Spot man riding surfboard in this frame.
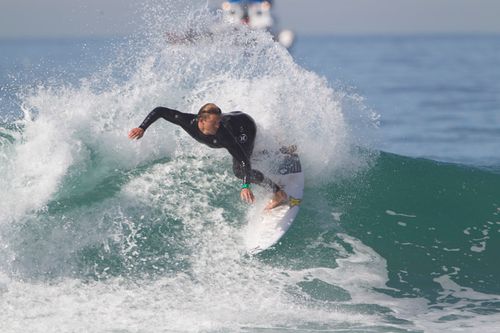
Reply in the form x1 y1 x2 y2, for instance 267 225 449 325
128 103 287 210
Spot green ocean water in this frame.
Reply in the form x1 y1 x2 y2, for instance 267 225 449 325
1 148 499 331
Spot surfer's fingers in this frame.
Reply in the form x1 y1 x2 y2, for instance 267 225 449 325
240 188 254 203
128 128 137 139
128 128 144 140
247 190 255 203
240 190 248 202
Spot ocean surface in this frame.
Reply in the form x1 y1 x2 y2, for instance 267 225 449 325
1 5 500 333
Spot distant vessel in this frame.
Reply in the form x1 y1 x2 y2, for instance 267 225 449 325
164 1 295 50
220 0 295 49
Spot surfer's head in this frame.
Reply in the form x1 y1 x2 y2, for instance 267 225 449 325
198 103 222 135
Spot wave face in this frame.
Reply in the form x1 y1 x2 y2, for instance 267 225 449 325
1 2 499 332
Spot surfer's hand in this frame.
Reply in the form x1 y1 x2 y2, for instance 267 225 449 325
128 127 144 140
240 188 255 204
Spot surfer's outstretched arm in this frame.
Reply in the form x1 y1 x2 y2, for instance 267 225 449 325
138 107 193 130
128 107 195 140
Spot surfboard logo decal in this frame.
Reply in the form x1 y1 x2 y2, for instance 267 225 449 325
288 196 301 207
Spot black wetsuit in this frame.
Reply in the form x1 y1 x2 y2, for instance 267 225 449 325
138 107 280 192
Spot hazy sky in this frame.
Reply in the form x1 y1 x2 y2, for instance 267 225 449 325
1 0 500 38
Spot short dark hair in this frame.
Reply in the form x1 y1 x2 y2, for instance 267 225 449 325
198 103 221 119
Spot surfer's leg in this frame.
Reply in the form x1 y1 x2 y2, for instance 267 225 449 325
252 170 281 193
232 158 281 193
232 158 287 210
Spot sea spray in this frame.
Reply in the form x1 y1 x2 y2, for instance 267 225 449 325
0 1 375 224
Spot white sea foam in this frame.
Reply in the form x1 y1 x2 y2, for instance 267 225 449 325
1 159 380 332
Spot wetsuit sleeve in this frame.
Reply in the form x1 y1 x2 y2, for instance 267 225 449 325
138 107 192 131
225 136 253 186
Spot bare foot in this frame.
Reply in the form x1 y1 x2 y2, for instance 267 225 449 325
264 190 288 211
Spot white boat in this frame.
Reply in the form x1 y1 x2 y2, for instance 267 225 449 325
221 0 295 49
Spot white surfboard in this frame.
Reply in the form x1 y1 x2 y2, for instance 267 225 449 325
244 150 304 254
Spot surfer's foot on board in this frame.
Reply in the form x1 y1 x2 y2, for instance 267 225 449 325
264 190 288 211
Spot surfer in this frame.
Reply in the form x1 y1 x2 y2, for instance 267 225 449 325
128 103 288 210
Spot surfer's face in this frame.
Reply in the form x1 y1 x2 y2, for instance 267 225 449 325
198 114 221 135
